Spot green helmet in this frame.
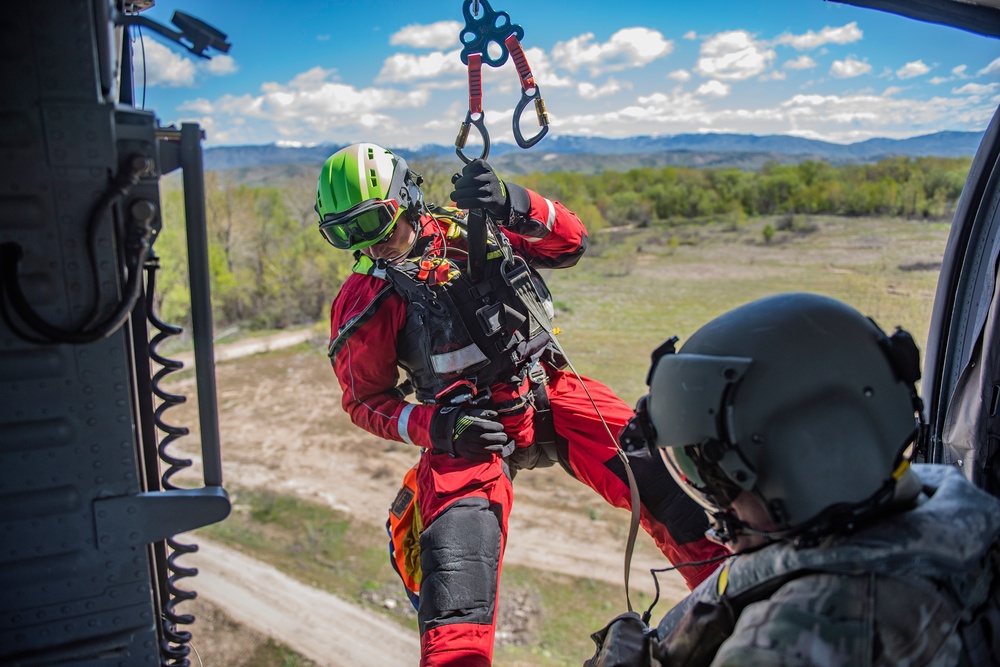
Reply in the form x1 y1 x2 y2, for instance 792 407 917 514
315 142 422 250
642 293 922 543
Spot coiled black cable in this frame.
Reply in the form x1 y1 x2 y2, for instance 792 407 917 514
146 252 199 667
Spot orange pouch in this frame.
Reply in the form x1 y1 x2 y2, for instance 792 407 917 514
386 462 422 609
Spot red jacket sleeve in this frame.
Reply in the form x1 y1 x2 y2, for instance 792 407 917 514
500 187 588 269
328 273 437 449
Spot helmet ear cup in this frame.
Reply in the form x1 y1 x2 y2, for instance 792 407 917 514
399 172 425 218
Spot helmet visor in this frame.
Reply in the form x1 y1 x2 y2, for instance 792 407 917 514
318 199 401 250
659 444 744 513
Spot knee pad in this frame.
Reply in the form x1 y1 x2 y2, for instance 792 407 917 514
418 497 502 634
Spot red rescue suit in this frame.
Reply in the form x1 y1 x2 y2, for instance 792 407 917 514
328 191 726 667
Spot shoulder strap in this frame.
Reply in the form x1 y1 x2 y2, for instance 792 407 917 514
328 284 395 362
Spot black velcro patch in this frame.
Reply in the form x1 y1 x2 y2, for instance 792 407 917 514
390 486 415 519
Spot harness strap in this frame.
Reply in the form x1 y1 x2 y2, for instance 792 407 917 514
529 364 559 464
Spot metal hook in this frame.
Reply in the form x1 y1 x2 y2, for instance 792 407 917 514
512 87 548 149
455 109 491 164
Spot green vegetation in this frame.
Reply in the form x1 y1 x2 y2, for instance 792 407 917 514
156 156 968 333
515 156 968 231
244 639 317 667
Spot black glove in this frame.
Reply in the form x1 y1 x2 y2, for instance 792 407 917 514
450 159 510 217
431 406 515 462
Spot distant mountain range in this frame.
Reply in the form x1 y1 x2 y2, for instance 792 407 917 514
202 131 984 176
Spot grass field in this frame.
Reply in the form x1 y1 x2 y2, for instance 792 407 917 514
548 214 949 404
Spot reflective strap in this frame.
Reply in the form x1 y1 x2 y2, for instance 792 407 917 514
430 343 489 375
398 404 416 445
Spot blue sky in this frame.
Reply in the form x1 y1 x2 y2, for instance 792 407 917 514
133 0 1000 148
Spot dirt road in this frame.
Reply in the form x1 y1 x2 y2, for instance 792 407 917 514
186 537 419 665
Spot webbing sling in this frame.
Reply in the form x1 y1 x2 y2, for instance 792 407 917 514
488 216 645 614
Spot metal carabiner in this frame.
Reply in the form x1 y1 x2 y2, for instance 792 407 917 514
455 110 491 164
505 34 549 148
513 87 548 148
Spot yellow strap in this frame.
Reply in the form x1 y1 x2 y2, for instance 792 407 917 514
717 561 732 596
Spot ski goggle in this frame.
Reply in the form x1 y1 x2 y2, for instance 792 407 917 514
318 198 403 250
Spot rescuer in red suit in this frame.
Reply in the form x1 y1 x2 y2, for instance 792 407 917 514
316 142 728 666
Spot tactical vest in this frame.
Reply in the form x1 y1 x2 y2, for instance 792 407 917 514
653 464 1000 667
385 247 554 405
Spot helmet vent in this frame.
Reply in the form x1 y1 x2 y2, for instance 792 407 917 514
369 168 378 188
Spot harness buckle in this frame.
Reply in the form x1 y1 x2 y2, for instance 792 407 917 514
528 360 548 387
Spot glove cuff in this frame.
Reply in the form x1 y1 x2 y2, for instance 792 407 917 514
429 406 460 453
500 181 530 225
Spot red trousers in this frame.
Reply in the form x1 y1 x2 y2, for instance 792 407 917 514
415 366 727 666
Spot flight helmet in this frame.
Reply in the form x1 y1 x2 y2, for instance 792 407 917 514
641 292 922 543
316 143 424 250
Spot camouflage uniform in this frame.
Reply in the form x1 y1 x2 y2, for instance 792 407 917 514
652 464 1000 667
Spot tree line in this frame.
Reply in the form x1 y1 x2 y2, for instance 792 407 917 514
153 155 971 332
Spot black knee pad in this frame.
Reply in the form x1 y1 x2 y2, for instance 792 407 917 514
418 497 503 633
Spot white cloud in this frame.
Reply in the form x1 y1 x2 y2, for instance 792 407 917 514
929 76 950 85
551 28 673 76
390 21 462 49
953 64 969 78
205 55 238 76
761 70 787 81
134 38 239 87
830 57 871 79
376 48 465 82
954 82 999 96
178 66 430 144
784 55 817 70
577 78 624 100
776 90 991 140
683 30 698 40
668 69 692 82
556 89 711 135
774 22 862 50
502 77 995 145
696 31 775 81
896 60 930 80
696 80 730 97
979 57 1000 76
136 39 196 87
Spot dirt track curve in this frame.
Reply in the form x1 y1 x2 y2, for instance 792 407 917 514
187 537 420 666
